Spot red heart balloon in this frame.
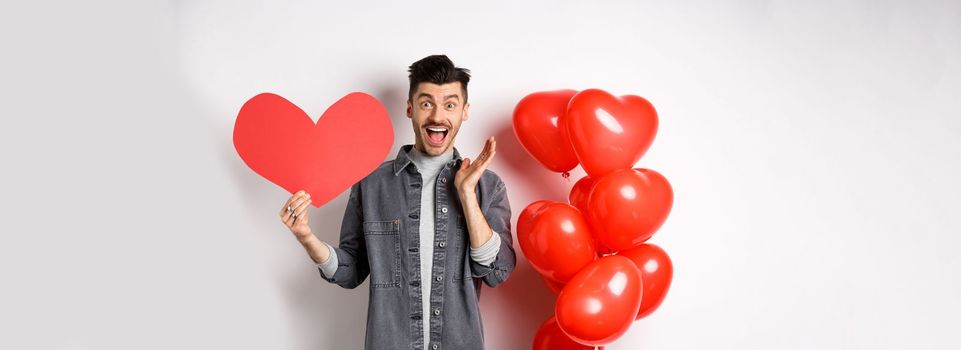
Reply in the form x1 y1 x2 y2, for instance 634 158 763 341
518 202 597 283
569 176 615 256
513 90 580 174
519 199 560 291
588 168 673 251
556 255 642 346
568 175 594 216
564 89 658 179
517 200 552 242
617 243 674 319
233 92 393 207
534 316 605 350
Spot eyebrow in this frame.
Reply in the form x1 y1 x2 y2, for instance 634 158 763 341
416 93 462 102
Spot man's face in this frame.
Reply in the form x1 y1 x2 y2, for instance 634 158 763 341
406 82 469 156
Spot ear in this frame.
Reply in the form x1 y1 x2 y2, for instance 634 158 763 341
406 100 412 119
462 102 470 122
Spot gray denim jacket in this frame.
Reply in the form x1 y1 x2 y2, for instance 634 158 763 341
319 144 516 350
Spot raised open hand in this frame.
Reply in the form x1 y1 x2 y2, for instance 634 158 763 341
455 136 496 197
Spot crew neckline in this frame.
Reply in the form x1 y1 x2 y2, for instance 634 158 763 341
407 146 454 172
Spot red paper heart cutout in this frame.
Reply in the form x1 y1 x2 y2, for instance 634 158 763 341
233 92 393 207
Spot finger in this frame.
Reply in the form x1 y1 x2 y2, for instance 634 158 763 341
294 198 311 217
479 151 496 170
280 190 306 216
483 139 496 163
281 194 307 222
481 137 496 162
473 140 488 162
482 149 496 167
290 194 310 212
281 205 294 224
287 190 306 206
286 198 307 224
280 200 293 221
282 206 294 225
489 140 497 160
294 207 309 226
476 147 496 170
479 138 492 160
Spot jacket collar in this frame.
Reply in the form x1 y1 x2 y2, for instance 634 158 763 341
392 144 463 176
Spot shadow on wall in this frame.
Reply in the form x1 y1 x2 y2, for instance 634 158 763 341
376 82 415 152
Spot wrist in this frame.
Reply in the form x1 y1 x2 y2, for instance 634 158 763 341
302 236 330 264
458 187 476 201
298 232 318 246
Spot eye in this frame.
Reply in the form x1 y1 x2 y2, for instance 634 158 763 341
420 101 432 109
446 103 456 109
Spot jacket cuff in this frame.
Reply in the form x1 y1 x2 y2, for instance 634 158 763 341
469 231 501 267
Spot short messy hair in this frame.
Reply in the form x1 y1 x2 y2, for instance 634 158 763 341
407 54 471 103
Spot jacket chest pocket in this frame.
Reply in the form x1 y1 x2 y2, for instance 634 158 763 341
364 219 401 288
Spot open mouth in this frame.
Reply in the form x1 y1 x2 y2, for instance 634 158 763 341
425 126 449 147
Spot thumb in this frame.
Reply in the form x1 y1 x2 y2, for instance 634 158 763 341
461 158 471 170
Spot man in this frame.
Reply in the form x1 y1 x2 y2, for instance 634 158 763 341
278 55 516 350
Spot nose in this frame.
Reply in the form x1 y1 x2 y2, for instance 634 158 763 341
426 112 445 125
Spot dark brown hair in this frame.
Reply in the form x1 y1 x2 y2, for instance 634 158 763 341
407 54 471 103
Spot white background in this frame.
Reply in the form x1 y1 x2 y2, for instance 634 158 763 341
2 0 960 349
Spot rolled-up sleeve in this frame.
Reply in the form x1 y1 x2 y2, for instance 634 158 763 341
469 231 501 266
316 241 339 278
318 182 369 289
468 176 516 287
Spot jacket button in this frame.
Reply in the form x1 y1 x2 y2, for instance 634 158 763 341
438 241 446 248
432 344 439 350
441 207 448 213
436 275 443 282
409 212 419 219
441 178 447 183
433 308 441 315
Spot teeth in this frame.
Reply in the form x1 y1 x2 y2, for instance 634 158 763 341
427 127 448 132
